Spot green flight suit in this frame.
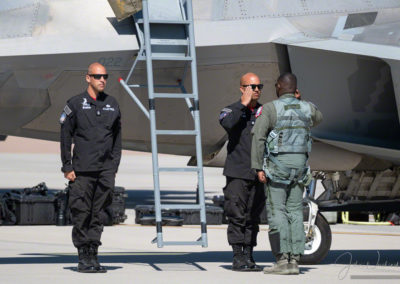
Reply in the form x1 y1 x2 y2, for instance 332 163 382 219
251 93 323 257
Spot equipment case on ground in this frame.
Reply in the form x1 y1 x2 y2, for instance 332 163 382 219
135 204 224 225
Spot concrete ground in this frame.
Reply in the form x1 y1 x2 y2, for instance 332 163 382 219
0 138 400 283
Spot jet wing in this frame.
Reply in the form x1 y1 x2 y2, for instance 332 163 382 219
273 14 400 61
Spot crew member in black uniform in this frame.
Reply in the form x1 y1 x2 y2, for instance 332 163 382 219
60 62 121 273
219 72 266 271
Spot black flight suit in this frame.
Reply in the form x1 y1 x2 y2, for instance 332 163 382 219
60 91 121 248
219 100 266 246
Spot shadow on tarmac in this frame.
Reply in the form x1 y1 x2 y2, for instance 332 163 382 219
0 250 399 268
219 265 315 273
64 266 123 272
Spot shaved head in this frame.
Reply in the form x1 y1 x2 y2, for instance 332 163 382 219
239 72 262 106
88 62 106 74
86 62 108 97
240 72 259 86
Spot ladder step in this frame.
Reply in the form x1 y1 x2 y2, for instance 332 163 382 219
137 19 191 24
159 241 203 246
154 93 195 99
138 55 193 61
151 38 188 46
155 130 197 135
160 204 201 210
159 167 199 172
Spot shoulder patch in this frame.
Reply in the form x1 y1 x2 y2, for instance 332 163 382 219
219 112 229 121
219 107 232 121
255 106 263 118
64 105 72 116
59 112 67 124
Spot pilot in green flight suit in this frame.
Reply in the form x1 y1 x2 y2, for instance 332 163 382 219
251 73 323 275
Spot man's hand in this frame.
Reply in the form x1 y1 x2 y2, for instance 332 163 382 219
295 88 301 100
240 86 252 106
257 171 267 184
64 170 76 182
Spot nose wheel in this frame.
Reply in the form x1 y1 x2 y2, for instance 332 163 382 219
301 213 332 264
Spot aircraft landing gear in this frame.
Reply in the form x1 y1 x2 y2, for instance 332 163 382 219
301 212 332 264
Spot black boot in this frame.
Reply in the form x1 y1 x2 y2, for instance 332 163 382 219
77 246 97 273
232 245 251 272
88 244 107 273
243 245 262 271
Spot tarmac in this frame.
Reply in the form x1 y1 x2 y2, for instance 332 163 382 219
0 138 400 283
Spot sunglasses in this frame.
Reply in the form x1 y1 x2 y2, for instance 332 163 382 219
88 74 109 80
242 84 263 90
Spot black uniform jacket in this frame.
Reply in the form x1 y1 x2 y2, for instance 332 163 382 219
219 100 262 180
60 91 122 173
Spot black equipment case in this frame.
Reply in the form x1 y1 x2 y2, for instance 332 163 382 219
3 183 56 225
135 204 224 225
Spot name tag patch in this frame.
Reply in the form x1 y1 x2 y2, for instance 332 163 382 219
103 104 115 111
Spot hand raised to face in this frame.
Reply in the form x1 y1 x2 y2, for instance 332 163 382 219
241 85 253 106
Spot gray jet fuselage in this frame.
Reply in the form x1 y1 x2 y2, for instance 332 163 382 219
1 0 400 171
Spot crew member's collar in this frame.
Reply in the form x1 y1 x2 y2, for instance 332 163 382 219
85 91 105 102
279 93 295 99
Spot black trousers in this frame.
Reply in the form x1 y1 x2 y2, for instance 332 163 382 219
68 169 115 248
223 177 266 246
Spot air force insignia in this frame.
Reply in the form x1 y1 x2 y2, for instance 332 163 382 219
255 106 263 118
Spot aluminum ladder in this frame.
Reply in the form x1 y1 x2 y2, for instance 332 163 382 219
119 0 207 248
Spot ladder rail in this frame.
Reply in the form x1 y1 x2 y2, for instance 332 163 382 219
186 0 207 247
126 17 145 83
119 78 150 119
120 0 207 248
142 0 164 248
179 63 195 117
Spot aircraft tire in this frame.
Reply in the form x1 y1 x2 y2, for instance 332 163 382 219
300 213 332 265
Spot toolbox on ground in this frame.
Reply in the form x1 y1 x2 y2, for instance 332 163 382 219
3 183 56 225
135 204 224 225
0 183 127 226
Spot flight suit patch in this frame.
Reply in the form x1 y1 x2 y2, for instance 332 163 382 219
255 106 263 118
